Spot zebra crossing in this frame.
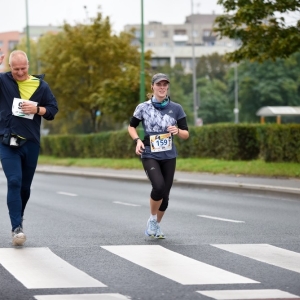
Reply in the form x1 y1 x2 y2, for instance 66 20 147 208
212 244 300 273
35 294 128 300
101 245 258 285
197 290 300 299
0 247 106 289
0 243 299 300
34 295 129 300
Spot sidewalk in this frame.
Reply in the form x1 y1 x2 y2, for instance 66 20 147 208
36 165 300 199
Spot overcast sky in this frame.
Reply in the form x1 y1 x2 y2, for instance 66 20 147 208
1 0 224 34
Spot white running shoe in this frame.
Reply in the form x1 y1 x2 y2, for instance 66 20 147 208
155 223 165 239
12 226 26 246
145 218 157 237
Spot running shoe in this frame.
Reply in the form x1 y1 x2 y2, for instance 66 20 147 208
155 223 165 239
145 218 157 237
12 226 26 246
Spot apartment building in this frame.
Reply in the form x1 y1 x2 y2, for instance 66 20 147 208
0 31 20 71
0 26 60 71
124 13 234 73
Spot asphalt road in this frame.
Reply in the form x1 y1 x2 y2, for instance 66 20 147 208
0 172 299 300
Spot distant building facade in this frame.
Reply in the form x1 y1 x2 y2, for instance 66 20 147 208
124 13 234 73
19 25 61 41
0 25 60 70
0 31 20 71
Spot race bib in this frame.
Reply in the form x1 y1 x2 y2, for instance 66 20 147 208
150 133 172 152
12 98 38 120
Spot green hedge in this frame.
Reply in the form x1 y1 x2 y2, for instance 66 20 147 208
41 130 137 159
40 124 300 162
257 124 300 162
174 124 260 160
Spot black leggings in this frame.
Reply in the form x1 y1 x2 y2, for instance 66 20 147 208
141 158 176 212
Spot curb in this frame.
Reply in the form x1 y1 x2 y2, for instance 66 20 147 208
172 178 300 199
35 167 300 199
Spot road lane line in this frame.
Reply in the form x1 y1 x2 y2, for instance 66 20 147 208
212 244 300 273
57 192 77 196
34 294 130 300
0 248 106 289
197 289 300 299
113 201 141 207
101 245 258 285
197 215 245 223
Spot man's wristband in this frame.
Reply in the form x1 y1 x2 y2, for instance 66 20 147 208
133 137 140 144
36 106 40 114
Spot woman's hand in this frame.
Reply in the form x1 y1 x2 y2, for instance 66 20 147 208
167 125 179 135
136 140 145 155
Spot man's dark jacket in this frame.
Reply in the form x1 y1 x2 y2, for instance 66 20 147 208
0 72 58 145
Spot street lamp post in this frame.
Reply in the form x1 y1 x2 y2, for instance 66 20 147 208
234 62 239 123
140 0 145 103
25 0 31 73
191 0 198 126
233 38 239 124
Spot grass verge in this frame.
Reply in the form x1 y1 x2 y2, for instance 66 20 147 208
38 156 300 178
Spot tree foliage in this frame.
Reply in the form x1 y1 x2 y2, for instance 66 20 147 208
231 52 300 122
39 12 151 132
215 0 300 62
196 52 231 81
197 78 232 124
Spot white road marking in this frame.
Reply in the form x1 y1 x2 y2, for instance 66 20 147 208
101 245 258 285
212 244 300 273
113 201 141 207
197 289 300 299
57 192 77 197
198 215 245 223
0 248 106 289
34 294 130 300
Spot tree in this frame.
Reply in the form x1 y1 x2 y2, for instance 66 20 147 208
231 53 300 122
214 0 300 62
197 78 232 124
196 52 231 82
40 12 151 133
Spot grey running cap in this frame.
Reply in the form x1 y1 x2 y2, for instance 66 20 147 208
152 73 170 84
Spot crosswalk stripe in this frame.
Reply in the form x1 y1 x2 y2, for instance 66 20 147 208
34 294 130 300
0 248 106 289
212 244 300 273
101 245 259 285
197 289 300 299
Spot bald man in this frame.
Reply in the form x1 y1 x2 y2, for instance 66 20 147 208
0 49 58 246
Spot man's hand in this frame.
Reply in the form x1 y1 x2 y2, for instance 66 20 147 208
21 101 38 114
